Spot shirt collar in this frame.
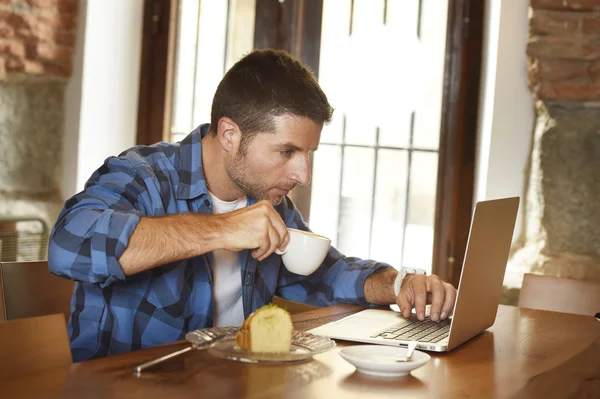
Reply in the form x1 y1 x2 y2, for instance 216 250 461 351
176 124 210 200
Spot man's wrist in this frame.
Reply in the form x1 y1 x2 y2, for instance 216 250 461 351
364 268 398 304
202 212 228 251
393 267 427 297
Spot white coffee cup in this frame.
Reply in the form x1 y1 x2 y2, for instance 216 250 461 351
275 228 331 276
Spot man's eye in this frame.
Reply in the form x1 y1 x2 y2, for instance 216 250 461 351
280 150 293 157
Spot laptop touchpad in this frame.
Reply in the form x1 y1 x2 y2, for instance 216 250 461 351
311 310 405 336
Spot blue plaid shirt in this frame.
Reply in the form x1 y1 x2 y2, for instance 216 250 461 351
48 124 392 362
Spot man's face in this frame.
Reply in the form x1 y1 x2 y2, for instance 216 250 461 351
227 115 323 205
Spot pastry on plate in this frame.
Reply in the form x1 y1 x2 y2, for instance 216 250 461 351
236 304 293 353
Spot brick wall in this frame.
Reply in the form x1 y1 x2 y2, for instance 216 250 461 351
0 0 78 80
528 0 600 100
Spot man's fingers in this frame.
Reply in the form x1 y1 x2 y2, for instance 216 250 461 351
428 278 445 321
266 209 289 252
259 225 281 261
279 230 290 252
397 273 455 322
248 201 283 260
441 283 457 320
252 228 272 260
261 202 289 253
411 277 427 321
396 290 412 319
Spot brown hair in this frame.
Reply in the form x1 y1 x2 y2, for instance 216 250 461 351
210 49 333 148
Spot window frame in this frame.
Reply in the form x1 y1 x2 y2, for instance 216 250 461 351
135 0 484 286
433 0 484 286
136 0 178 146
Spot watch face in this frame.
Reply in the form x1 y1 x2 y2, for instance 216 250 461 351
402 267 426 276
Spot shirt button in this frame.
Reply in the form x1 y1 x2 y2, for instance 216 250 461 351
204 199 210 207
245 274 251 286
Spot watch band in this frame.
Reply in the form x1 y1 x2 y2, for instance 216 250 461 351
394 267 427 297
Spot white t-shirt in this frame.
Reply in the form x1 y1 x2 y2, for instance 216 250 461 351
208 191 247 327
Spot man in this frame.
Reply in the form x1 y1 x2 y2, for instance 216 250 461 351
49 49 456 362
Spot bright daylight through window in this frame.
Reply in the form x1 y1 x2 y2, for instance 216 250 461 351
169 0 448 274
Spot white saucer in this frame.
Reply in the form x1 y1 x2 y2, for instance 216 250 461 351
339 345 430 377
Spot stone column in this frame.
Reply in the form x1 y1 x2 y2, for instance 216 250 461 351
510 0 600 288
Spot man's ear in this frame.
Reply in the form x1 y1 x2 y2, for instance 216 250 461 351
216 117 241 153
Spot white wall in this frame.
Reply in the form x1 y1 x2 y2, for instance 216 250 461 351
475 0 534 243
62 0 144 199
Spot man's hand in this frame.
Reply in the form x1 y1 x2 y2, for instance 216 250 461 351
219 200 289 261
118 200 288 275
396 274 457 322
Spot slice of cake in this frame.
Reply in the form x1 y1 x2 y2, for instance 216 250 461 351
236 304 293 353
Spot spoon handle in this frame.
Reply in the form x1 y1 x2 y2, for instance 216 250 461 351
134 345 195 374
405 341 418 360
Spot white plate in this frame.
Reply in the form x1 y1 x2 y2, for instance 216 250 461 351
339 345 430 377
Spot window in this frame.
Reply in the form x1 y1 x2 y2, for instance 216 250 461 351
170 0 256 142
309 0 448 272
136 0 483 285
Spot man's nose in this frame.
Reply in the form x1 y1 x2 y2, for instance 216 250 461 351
290 157 311 186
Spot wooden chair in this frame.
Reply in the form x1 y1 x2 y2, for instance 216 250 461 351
518 273 600 316
0 261 74 322
272 296 319 315
0 313 72 378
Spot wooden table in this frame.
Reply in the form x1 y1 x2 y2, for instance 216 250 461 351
0 305 599 398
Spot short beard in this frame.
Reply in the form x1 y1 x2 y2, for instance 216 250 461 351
226 152 283 206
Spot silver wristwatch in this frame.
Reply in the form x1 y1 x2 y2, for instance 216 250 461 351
394 267 427 297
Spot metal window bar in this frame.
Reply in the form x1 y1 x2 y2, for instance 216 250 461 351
399 112 416 266
223 0 232 75
190 2 203 134
320 142 437 154
367 127 381 255
175 0 233 140
330 0 432 262
398 0 423 266
334 1 354 247
336 116 347 247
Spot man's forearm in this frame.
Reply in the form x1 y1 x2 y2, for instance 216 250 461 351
119 213 225 275
364 268 398 304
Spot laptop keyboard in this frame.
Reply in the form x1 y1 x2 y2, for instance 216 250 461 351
370 317 451 343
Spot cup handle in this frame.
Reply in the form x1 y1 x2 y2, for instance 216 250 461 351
274 248 287 255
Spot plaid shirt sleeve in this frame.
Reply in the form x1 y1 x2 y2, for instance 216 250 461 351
276 198 394 307
48 155 146 288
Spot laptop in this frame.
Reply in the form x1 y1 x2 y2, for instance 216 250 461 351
309 197 520 352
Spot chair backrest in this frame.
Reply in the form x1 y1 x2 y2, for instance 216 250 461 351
0 261 74 322
272 296 319 315
0 313 72 378
518 273 600 316
0 269 5 321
